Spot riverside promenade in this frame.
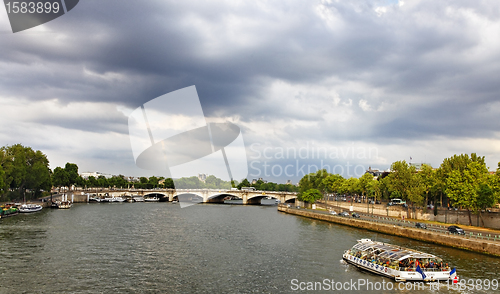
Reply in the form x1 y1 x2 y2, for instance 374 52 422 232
278 204 500 257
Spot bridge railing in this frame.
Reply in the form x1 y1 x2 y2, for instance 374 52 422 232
93 188 297 194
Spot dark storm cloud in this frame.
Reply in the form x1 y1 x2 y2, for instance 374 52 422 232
2 0 500 147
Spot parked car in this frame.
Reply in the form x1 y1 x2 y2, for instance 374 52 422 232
351 212 360 218
415 222 427 229
390 198 407 206
329 210 337 215
447 225 465 235
339 212 350 217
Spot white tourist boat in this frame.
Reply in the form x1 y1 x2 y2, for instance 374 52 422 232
102 197 125 202
19 204 43 213
57 201 72 209
133 196 145 202
223 196 243 204
343 239 459 282
53 194 72 209
144 196 160 202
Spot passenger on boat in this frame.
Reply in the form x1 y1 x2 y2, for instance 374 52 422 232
399 260 406 269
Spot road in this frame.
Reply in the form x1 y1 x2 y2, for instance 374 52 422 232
285 204 500 242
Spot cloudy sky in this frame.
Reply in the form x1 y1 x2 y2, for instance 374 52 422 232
1 0 500 183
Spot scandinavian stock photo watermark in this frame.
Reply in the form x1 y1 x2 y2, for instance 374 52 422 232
290 278 499 292
249 143 380 178
3 0 80 33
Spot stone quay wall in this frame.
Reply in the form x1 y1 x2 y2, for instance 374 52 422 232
278 205 500 257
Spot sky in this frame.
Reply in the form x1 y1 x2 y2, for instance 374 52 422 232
1 0 500 183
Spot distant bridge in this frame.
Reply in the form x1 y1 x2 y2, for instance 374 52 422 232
82 188 298 205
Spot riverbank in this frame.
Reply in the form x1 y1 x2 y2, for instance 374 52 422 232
318 199 500 229
278 205 500 257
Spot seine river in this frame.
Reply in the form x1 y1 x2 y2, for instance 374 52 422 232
1 203 499 293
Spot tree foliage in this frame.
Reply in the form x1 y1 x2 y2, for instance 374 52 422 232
298 169 329 194
65 163 79 186
298 188 323 203
0 144 52 200
358 173 374 197
52 167 69 188
387 160 424 205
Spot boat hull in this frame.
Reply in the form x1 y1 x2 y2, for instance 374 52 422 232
224 199 243 204
19 204 43 213
342 253 453 282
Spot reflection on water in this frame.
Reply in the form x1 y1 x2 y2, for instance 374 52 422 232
0 203 499 293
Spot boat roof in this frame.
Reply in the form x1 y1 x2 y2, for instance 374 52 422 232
352 239 438 261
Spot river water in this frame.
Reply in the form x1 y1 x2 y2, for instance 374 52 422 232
1 203 499 293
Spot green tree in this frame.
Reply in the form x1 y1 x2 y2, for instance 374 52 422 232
387 160 424 206
477 183 495 226
25 150 52 198
340 177 359 196
377 175 392 201
298 188 323 203
52 167 69 191
1 145 52 201
76 175 85 188
164 178 175 189
440 153 485 175
174 176 202 189
148 176 159 188
97 175 109 188
0 165 6 196
64 163 79 187
205 175 224 189
323 174 345 195
298 169 330 201
237 178 251 190
358 173 374 199
445 161 491 225
111 175 128 188
491 162 500 204
87 176 98 188
369 180 381 200
419 164 436 212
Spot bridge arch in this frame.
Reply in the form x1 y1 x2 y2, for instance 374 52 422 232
144 192 168 202
144 192 166 197
246 194 278 205
173 192 204 204
206 193 240 203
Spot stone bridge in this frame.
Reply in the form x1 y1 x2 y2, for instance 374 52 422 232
86 188 298 205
